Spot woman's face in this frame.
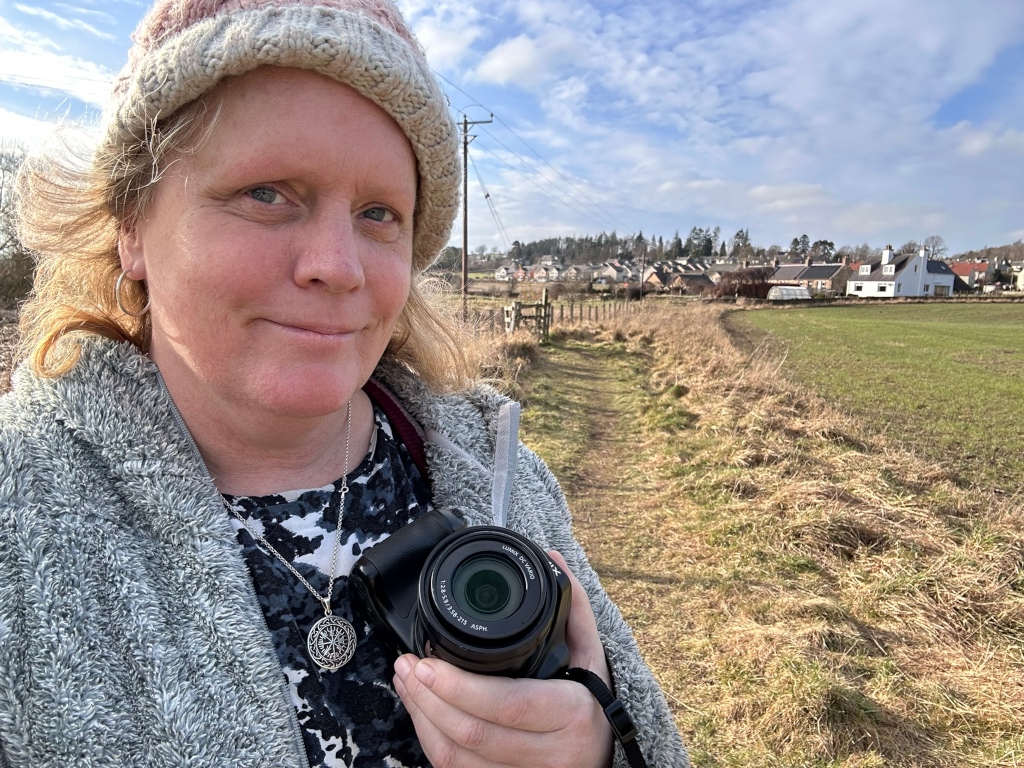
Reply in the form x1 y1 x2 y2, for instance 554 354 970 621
122 68 417 423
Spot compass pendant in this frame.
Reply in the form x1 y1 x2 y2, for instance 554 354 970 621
307 615 357 671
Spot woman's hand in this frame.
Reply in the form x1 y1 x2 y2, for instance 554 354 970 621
393 550 614 768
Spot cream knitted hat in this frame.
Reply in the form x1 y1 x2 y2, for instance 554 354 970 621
103 0 459 272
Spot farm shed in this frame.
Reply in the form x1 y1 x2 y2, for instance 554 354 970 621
768 285 812 301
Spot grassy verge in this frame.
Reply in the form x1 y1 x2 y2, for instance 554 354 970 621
503 304 1024 767
727 303 1024 493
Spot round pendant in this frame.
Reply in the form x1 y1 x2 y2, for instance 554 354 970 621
307 615 357 671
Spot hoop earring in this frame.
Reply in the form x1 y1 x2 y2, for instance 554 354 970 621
116 269 151 317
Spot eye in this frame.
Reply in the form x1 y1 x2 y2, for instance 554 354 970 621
247 186 285 205
361 206 396 222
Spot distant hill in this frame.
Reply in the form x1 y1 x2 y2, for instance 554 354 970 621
952 241 1024 262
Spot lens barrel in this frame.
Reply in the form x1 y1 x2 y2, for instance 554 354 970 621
418 526 571 679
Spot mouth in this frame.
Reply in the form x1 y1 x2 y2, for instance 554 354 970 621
267 320 357 338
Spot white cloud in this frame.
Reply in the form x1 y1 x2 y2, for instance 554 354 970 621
0 108 56 147
14 4 115 41
53 4 117 25
476 30 585 86
0 15 115 107
398 0 487 72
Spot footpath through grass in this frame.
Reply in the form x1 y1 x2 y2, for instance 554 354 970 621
728 303 1024 493
513 308 1024 768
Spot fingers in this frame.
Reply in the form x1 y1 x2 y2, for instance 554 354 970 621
394 654 608 768
396 654 589 734
547 550 612 687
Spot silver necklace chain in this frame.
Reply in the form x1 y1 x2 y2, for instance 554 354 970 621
222 401 357 669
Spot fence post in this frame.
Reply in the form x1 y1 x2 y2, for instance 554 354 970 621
542 288 550 339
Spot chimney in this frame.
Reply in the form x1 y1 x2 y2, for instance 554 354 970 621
918 248 928 295
881 245 894 265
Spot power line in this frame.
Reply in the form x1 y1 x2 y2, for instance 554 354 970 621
475 124 621 232
436 70 630 231
473 141 618 233
469 152 511 251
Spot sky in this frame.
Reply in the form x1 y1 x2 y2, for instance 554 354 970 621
1 0 1023 256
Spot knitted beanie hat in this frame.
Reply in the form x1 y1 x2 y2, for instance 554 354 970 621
103 0 459 272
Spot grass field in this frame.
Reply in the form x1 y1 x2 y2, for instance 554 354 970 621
728 303 1024 493
504 305 1024 766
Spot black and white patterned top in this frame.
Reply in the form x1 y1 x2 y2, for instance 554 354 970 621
223 404 431 768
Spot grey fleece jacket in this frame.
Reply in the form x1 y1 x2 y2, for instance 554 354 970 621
0 338 688 768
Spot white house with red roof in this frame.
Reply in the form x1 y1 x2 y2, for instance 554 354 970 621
949 261 991 289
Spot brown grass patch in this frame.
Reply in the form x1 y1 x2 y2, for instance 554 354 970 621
488 302 1024 767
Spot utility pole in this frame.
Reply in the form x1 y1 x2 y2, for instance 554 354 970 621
461 112 493 322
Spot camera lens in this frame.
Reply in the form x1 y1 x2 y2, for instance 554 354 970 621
418 525 572 678
453 555 524 621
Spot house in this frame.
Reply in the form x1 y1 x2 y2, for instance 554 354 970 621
529 264 560 282
846 246 955 298
494 263 520 281
562 264 597 282
669 273 715 294
949 261 990 289
643 267 673 291
797 264 850 295
767 264 806 285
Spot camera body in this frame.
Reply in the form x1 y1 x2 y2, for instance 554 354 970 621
350 508 572 679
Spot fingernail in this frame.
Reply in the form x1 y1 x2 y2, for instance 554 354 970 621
395 655 413 679
414 660 437 689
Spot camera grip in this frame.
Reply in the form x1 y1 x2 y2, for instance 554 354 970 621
350 508 467 656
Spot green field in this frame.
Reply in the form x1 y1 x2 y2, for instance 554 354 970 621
729 302 1024 492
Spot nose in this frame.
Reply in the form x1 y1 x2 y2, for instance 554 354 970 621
292 205 365 292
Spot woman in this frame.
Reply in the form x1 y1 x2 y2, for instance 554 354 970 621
0 0 689 766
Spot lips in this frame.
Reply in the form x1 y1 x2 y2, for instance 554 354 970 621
268 319 358 336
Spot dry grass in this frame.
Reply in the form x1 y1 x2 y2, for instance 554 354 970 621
3 300 1021 765
493 302 1024 767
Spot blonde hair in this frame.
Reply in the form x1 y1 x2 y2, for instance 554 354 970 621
16 95 474 392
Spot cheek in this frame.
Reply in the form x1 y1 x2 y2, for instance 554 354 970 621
368 254 413 320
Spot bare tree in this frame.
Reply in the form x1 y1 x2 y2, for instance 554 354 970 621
923 235 947 259
0 142 34 309
714 267 773 299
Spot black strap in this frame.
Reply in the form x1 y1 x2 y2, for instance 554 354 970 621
564 667 648 768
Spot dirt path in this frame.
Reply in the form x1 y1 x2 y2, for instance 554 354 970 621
518 337 657 587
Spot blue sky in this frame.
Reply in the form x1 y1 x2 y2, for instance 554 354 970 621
1 0 1023 256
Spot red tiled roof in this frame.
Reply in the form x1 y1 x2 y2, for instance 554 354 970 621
950 262 988 277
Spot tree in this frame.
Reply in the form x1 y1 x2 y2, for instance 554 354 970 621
430 245 460 273
809 239 835 262
668 231 684 260
714 267 773 299
730 228 752 260
0 142 34 309
923 235 947 259
898 240 920 254
790 234 810 257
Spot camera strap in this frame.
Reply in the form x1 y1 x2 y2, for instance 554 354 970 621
564 667 649 768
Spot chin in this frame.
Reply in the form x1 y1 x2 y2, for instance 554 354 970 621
256 372 361 420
